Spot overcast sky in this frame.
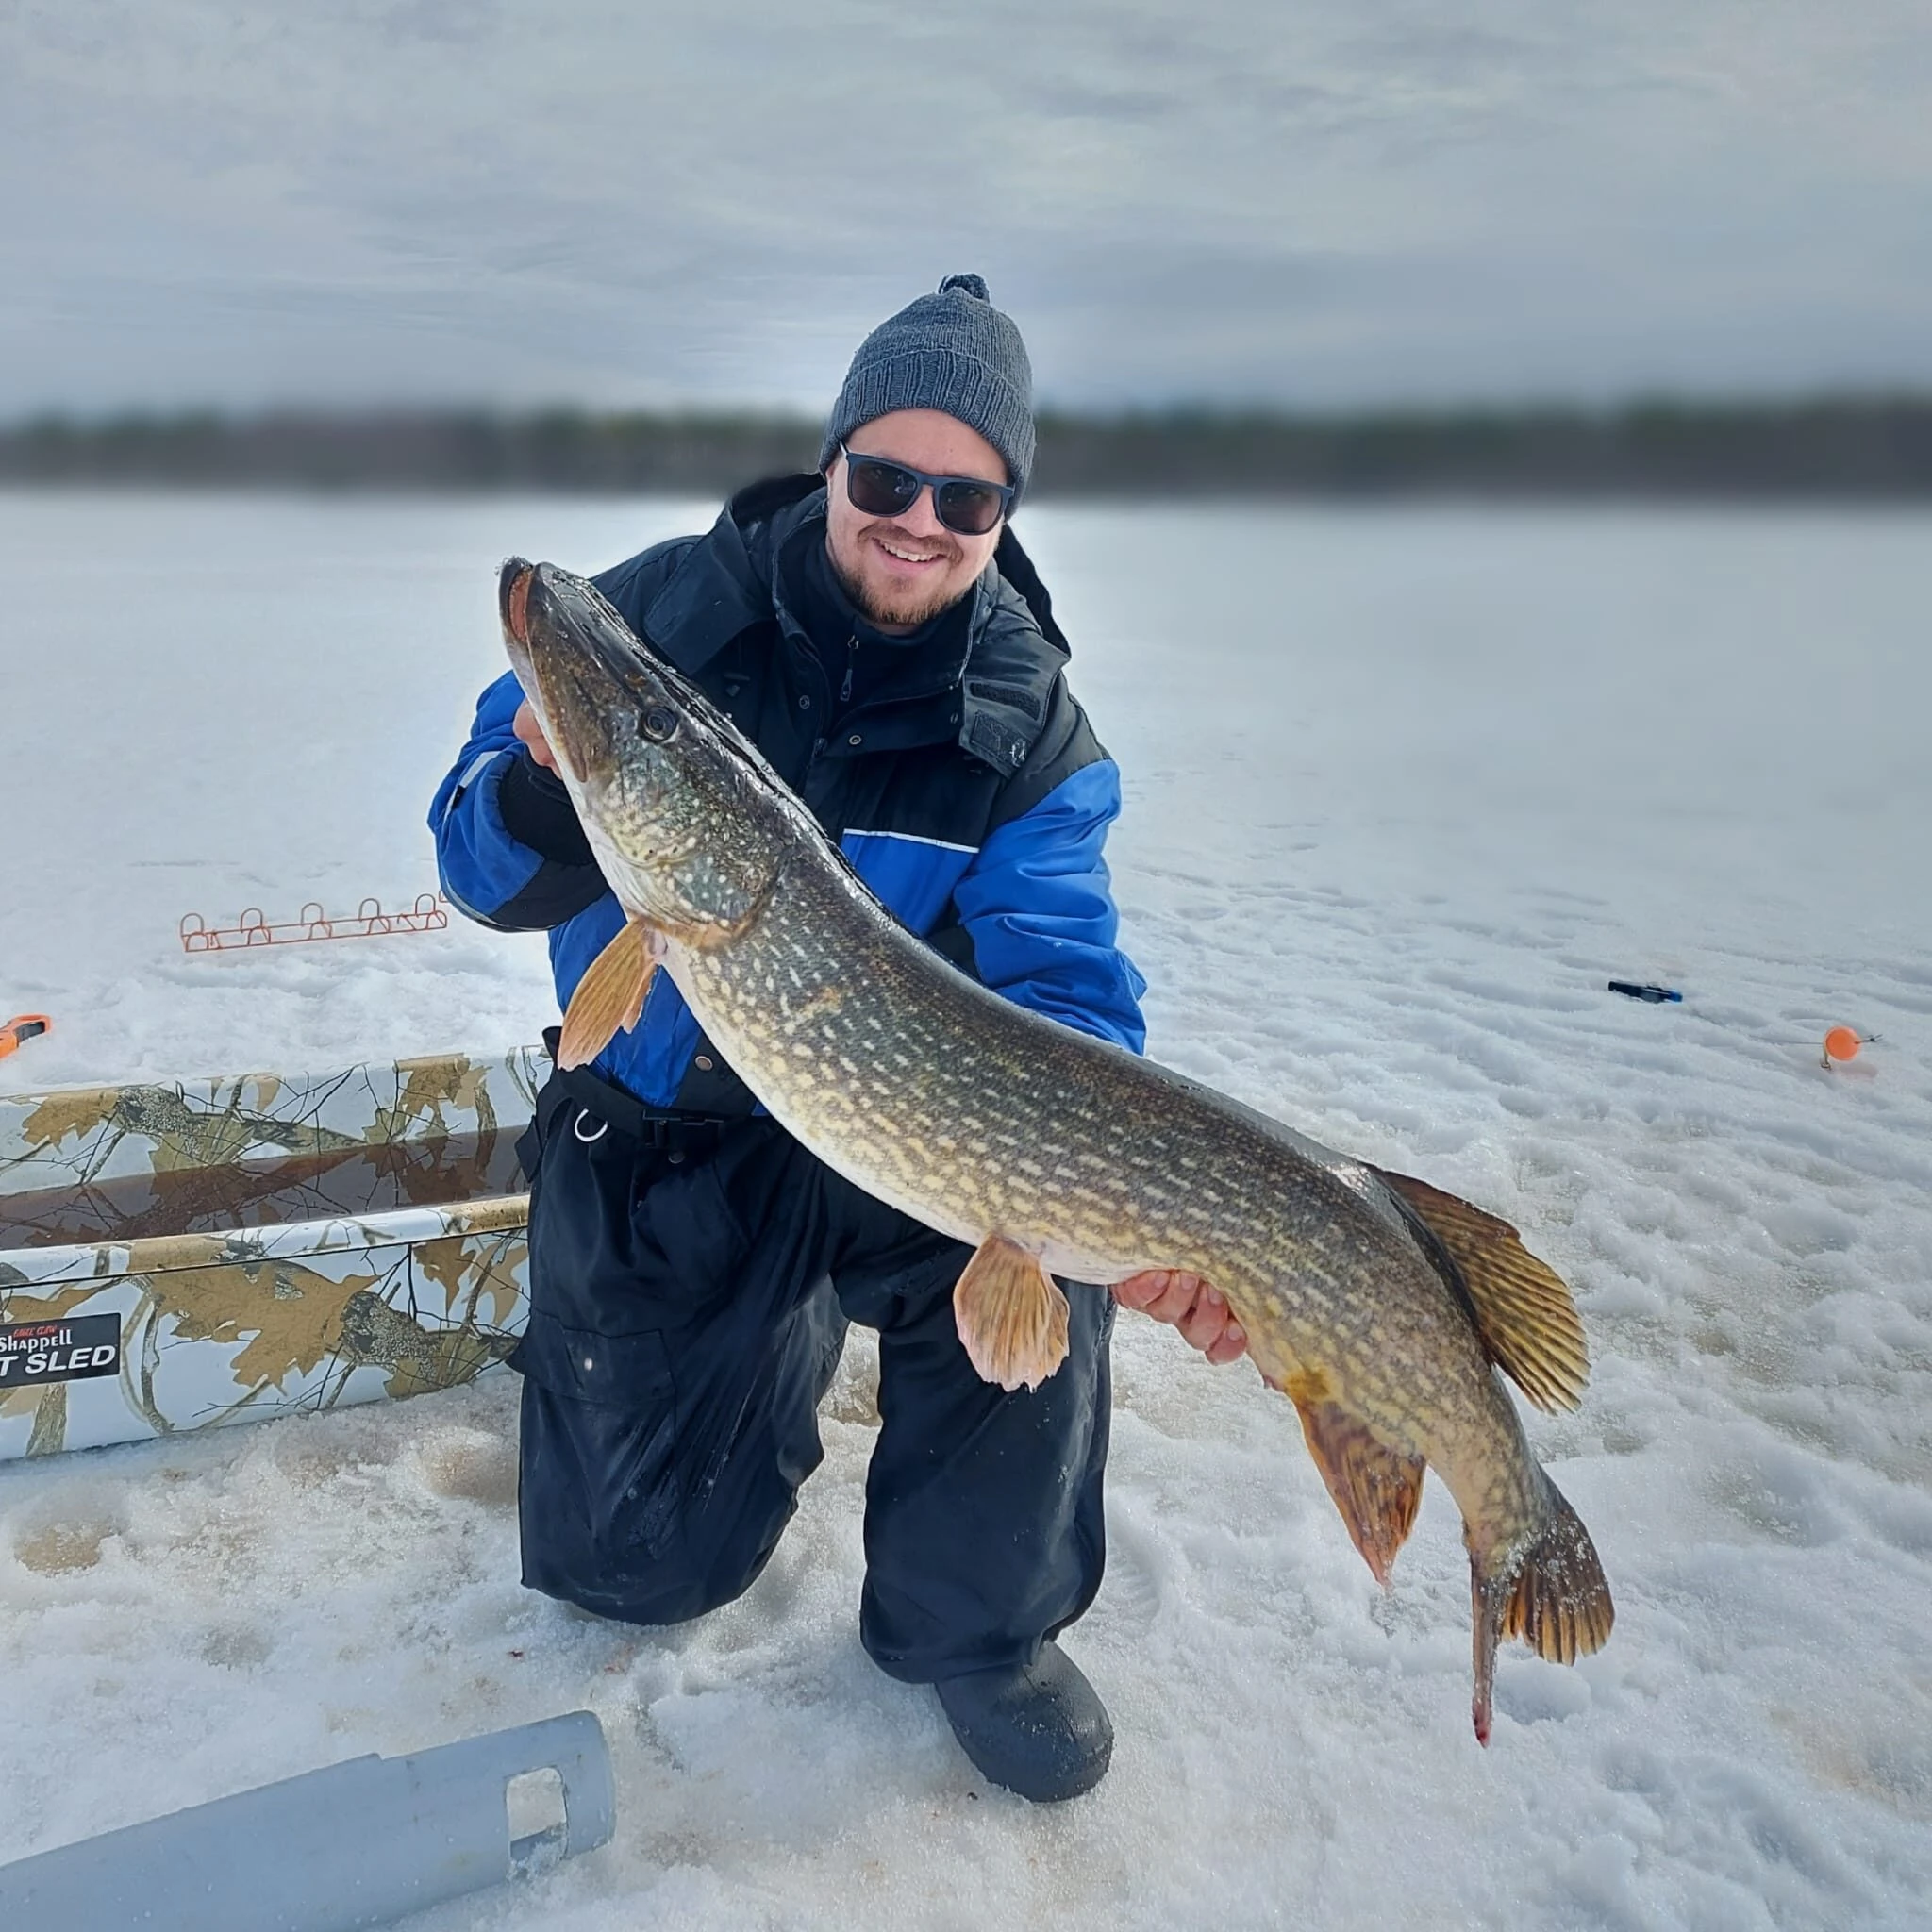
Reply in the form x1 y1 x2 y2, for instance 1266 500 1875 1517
6 0 1931 416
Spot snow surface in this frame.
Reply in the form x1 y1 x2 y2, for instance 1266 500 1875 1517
4 492 1931 1930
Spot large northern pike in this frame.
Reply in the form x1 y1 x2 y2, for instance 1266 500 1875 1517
500 558 1613 1743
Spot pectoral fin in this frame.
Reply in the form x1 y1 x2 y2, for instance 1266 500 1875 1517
1288 1380 1426 1588
1371 1166 1589 1413
558 919 658 1071
953 1235 1070 1392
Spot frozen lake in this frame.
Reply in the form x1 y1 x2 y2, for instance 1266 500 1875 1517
4 491 1930 1929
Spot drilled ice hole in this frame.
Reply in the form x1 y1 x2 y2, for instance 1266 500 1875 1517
507 1764 568 1876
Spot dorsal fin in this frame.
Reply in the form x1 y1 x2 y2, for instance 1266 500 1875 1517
1370 1167 1589 1413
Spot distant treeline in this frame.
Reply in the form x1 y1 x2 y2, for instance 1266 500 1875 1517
5 398 1932 498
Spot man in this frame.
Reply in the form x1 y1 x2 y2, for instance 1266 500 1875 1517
430 275 1242 1803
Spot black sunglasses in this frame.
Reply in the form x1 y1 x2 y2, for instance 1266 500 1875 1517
839 442 1015 537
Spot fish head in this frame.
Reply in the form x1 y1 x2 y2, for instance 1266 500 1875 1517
501 558 792 944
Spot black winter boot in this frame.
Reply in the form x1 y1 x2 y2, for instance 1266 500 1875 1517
933 1641 1113 1802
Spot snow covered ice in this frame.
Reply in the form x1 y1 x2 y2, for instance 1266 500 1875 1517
4 491 1931 1930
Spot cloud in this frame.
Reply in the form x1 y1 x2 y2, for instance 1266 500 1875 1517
3 0 1930 411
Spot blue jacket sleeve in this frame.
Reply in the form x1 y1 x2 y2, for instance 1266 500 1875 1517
427 671 609 932
949 760 1148 1053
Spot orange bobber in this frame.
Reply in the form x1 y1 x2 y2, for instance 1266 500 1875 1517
1823 1026 1863 1064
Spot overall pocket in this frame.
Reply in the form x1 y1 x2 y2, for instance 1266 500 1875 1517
514 1309 674 1409
513 1310 683 1564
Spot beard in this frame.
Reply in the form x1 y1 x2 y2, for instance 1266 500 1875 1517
831 525 968 630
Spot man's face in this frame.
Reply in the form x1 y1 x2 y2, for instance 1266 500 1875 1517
824 408 1008 634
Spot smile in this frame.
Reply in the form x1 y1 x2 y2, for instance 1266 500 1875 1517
872 535 946 567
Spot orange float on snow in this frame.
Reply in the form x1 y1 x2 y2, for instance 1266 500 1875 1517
1823 1025 1874 1068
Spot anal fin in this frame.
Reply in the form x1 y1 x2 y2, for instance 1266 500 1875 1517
953 1235 1070 1392
558 919 658 1071
1288 1382 1425 1588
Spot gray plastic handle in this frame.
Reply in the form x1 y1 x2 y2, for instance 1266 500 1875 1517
0 1708 614 1931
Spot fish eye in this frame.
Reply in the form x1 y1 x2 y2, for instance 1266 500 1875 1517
640 704 678 742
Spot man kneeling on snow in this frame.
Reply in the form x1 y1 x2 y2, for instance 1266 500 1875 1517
430 275 1242 1803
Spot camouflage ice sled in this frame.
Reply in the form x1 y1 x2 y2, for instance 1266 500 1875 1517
0 1049 543 1460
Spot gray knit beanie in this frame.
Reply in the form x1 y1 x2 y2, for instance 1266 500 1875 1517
818 273 1036 503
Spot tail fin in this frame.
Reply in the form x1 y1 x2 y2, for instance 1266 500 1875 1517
1469 1476 1614 1744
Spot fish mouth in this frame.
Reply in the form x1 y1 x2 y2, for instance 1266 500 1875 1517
499 558 641 690
498 558 630 788
500 558 537 646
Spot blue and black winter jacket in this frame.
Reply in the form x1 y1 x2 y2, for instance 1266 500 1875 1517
430 474 1146 1110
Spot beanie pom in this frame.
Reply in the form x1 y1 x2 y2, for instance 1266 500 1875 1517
939 273 990 301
